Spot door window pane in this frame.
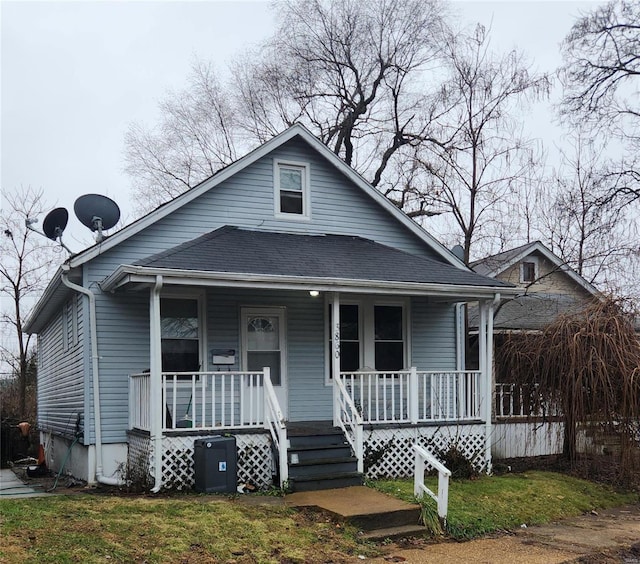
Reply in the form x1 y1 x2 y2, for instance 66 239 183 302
247 351 281 385
247 317 279 350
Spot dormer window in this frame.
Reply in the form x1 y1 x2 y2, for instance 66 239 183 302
274 159 310 220
520 259 538 283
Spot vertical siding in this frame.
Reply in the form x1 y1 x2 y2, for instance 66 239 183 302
37 294 85 437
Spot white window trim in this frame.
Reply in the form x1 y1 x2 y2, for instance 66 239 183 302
324 296 410 384
160 289 207 372
520 256 539 284
273 158 311 220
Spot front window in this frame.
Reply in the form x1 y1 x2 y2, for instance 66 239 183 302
274 159 310 219
520 260 537 283
328 304 361 377
374 305 404 371
161 298 200 373
327 299 407 380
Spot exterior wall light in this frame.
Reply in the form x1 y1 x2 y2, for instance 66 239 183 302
309 290 320 297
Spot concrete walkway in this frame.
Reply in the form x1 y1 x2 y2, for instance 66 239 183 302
0 467 51 499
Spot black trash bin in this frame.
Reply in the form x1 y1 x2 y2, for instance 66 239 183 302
193 436 237 493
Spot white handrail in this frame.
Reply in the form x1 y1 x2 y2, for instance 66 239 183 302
413 444 451 524
263 367 288 488
333 376 364 473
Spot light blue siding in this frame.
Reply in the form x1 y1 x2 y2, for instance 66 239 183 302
37 294 85 438
411 298 457 371
71 136 459 439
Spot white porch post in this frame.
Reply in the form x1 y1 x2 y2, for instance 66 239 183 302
331 292 341 426
150 276 163 492
479 296 498 474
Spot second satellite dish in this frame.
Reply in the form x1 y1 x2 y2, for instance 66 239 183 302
42 208 69 240
74 194 120 241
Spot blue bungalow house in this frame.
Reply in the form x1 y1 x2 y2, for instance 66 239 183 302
25 124 515 491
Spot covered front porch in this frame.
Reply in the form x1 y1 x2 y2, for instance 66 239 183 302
100 228 512 490
129 367 491 490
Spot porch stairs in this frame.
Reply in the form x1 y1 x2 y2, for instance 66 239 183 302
286 421 363 492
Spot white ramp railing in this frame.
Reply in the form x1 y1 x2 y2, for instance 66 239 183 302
413 444 451 525
263 367 288 488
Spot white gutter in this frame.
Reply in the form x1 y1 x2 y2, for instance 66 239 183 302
60 265 125 487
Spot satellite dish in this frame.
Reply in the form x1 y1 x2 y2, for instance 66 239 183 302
74 194 120 241
451 244 465 261
42 208 69 240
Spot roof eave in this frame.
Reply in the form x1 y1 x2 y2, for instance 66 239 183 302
101 264 518 300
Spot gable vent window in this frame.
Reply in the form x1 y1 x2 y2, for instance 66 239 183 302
274 159 310 219
520 260 537 283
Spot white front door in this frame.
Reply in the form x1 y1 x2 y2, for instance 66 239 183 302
241 307 288 419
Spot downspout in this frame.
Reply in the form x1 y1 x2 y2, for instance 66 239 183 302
150 276 163 493
484 293 500 474
60 264 124 486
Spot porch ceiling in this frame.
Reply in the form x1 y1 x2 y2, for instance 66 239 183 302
101 226 517 300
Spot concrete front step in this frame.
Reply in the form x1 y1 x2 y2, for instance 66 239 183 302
360 524 428 542
286 486 424 540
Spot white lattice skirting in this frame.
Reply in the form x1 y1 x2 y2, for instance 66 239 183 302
160 433 273 491
364 424 487 479
127 431 273 491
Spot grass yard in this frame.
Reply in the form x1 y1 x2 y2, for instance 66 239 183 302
0 494 375 563
371 470 639 539
1 471 637 563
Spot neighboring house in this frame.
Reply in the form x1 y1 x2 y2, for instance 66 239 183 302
469 241 601 458
25 124 515 492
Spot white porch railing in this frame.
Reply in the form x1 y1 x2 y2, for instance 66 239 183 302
263 367 288 487
130 372 151 431
338 369 482 424
413 443 451 524
130 371 269 432
495 383 562 419
333 375 364 473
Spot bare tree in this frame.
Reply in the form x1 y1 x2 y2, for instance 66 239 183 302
0 187 60 417
559 0 640 205
125 61 241 211
536 131 640 298
410 25 550 263
498 298 640 484
126 0 449 213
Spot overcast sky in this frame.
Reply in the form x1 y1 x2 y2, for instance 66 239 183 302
1 0 602 250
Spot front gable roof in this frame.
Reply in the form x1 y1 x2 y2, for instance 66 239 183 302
68 123 466 271
102 226 511 292
470 241 600 297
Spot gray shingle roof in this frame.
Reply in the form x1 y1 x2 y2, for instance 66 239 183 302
468 293 589 331
470 242 539 277
134 226 511 288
